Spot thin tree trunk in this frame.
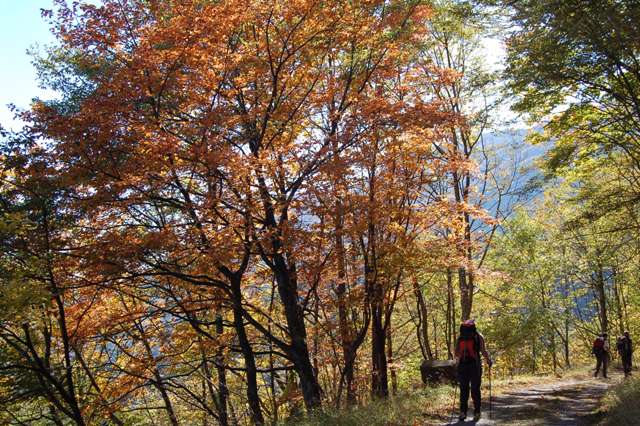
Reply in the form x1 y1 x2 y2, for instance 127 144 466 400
268 285 278 425
369 273 388 398
42 209 86 426
619 268 630 332
202 376 209 426
612 267 625 334
335 220 357 405
215 314 228 426
273 264 322 410
386 321 397 396
449 269 458 355
331 123 358 407
531 338 537 374
231 277 265 425
255 165 323 410
564 318 571 368
459 267 473 321
551 331 558 374
432 315 439 360
413 276 433 360
595 263 609 334
451 168 474 321
445 273 452 359
136 325 179 426
365 147 387 399
371 305 388 398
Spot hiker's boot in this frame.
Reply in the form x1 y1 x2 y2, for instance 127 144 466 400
458 412 467 422
473 411 481 422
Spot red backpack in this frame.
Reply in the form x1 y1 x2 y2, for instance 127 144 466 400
593 338 604 354
457 329 480 364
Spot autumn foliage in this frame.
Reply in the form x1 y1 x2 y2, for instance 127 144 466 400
0 1 485 424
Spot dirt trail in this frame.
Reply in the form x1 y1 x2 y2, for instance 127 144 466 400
442 374 618 425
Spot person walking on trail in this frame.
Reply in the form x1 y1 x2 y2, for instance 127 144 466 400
455 319 492 422
593 332 610 378
617 331 633 376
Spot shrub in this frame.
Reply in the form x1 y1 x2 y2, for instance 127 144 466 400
600 377 640 425
284 386 455 426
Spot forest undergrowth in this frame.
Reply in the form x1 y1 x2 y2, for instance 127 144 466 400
599 375 640 426
289 366 604 426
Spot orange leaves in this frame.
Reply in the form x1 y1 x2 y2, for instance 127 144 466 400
11 0 502 417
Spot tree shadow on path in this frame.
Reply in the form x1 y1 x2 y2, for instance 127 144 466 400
441 377 615 426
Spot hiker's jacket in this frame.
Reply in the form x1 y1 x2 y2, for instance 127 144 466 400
619 336 633 356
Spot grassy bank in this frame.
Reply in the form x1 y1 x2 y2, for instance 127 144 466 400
599 375 640 425
283 386 454 426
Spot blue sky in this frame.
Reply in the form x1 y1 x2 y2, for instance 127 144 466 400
0 0 55 131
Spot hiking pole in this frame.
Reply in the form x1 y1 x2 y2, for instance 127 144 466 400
448 384 458 425
489 364 492 420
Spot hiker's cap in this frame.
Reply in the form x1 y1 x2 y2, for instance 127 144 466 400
462 319 475 327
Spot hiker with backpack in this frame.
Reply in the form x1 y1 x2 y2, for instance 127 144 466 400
455 319 492 422
592 332 610 378
617 331 633 376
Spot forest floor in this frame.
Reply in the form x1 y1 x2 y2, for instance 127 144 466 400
292 367 625 426
441 369 621 426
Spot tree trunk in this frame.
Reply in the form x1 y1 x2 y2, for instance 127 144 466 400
215 314 228 426
595 264 608 334
140 334 179 426
386 321 397 396
230 277 265 425
452 167 474 321
611 267 625 334
448 269 457 356
364 148 387 399
459 267 474 321
334 191 357 406
255 162 322 410
370 304 388 398
272 263 323 410
413 276 433 360
531 337 537 374
42 208 86 426
619 268 631 332
446 270 455 359
564 318 571 368
551 331 558 374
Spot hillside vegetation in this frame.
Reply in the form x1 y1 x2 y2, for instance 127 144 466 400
1 0 640 424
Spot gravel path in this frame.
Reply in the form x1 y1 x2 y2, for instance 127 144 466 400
441 374 618 425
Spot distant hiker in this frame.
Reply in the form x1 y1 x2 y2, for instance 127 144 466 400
592 332 610 378
617 331 633 376
616 335 624 359
455 319 492 422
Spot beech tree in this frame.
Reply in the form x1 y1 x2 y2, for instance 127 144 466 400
3 1 465 423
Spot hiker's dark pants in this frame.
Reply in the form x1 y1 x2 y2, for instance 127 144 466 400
458 362 482 414
622 353 632 375
595 352 608 377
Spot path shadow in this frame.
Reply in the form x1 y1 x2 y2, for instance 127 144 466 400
479 381 608 425
438 378 613 426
